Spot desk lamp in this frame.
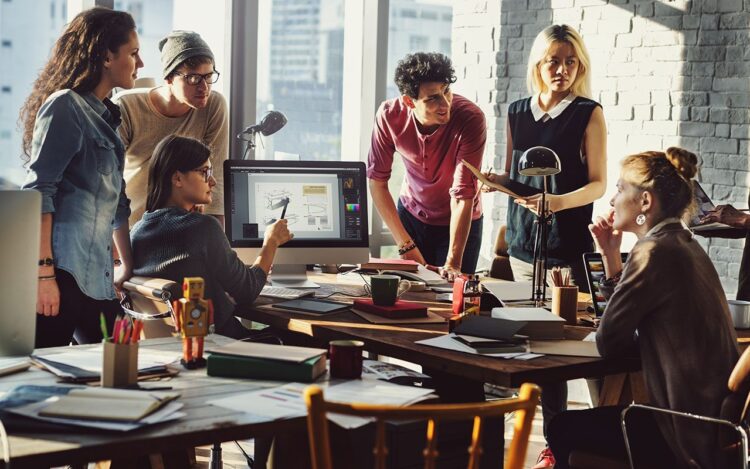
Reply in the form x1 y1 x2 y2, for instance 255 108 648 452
238 110 288 159
517 146 561 306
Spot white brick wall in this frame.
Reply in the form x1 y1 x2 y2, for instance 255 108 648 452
453 0 750 296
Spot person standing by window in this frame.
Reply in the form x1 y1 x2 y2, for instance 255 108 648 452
20 8 143 347
113 30 228 226
367 52 486 280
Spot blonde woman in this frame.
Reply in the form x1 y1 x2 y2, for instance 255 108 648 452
547 148 738 468
484 24 607 468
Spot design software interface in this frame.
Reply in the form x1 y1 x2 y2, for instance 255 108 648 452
226 161 366 246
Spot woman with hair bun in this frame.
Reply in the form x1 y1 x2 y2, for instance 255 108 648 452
546 147 739 469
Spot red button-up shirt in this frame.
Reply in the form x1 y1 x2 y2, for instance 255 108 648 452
367 94 486 226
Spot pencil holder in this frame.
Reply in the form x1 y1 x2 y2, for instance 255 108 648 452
102 341 138 388
552 286 579 325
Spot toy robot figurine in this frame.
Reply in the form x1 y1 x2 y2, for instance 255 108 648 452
173 277 213 369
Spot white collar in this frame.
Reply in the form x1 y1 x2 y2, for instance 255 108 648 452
530 93 577 122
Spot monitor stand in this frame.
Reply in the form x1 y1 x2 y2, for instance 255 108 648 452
270 264 320 289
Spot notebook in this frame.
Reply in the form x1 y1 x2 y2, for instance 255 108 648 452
582 252 629 317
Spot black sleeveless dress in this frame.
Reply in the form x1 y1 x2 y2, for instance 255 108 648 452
506 96 601 266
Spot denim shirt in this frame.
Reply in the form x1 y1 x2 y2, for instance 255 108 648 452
23 90 130 300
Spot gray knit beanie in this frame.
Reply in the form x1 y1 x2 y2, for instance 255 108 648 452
159 30 214 79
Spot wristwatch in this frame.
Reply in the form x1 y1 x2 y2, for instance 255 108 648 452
38 257 55 267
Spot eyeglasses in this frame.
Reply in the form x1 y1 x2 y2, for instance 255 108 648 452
173 71 220 86
191 166 213 182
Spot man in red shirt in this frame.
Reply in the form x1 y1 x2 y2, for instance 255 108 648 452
368 52 486 279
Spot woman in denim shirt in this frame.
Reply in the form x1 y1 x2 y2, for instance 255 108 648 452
20 8 144 347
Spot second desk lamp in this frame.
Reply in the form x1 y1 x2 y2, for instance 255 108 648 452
517 146 561 306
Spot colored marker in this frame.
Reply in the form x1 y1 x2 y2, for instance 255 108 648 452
99 313 109 341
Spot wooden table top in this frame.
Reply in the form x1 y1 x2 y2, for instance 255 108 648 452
1 336 304 468
246 275 641 388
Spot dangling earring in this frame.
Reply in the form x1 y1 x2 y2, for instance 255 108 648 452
636 213 646 226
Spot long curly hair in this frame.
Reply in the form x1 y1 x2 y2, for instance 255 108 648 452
19 7 136 160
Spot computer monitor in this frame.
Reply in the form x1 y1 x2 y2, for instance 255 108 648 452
0 190 40 356
224 160 369 287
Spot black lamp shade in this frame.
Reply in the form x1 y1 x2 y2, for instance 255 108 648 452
258 110 287 136
518 146 561 176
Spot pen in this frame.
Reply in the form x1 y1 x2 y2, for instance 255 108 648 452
99 312 109 341
280 197 289 219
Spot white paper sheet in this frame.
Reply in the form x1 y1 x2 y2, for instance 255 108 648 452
208 378 435 429
7 400 185 432
39 346 180 373
414 334 531 359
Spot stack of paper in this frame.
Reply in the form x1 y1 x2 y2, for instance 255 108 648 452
2 385 184 431
491 307 565 339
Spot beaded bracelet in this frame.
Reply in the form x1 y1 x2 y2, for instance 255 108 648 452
398 243 416 255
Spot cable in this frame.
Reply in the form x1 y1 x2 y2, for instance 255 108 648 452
0 416 10 469
233 440 254 468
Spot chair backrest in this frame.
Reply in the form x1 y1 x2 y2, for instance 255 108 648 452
490 225 515 281
121 276 181 339
304 382 541 469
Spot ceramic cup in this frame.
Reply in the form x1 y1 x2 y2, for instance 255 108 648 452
329 340 365 379
728 300 750 329
370 275 410 306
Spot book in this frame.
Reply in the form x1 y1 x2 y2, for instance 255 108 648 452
360 257 419 272
207 352 326 382
38 387 180 422
352 298 428 319
491 307 565 340
453 315 527 341
461 161 540 198
206 341 328 383
207 340 326 363
451 335 527 354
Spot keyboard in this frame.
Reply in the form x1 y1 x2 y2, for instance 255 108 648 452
260 285 316 300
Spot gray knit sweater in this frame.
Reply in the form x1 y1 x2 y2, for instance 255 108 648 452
131 207 266 338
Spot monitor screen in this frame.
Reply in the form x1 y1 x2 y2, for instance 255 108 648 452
224 160 368 250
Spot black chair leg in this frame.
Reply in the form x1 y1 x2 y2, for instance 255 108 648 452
210 442 222 468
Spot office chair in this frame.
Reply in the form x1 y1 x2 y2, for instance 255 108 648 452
121 276 181 339
489 225 515 281
620 346 750 469
304 382 541 469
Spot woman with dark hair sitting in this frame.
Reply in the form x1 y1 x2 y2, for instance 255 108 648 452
547 147 739 468
130 135 292 339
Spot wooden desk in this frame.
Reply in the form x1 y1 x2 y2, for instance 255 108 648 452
247 273 641 390
1 336 303 468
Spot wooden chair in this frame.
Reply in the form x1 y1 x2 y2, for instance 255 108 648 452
304 382 541 469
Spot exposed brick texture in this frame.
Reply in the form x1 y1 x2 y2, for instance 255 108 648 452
453 0 749 295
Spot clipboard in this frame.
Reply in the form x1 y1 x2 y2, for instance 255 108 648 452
461 161 540 198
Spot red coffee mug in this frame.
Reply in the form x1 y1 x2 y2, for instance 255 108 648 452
329 340 364 379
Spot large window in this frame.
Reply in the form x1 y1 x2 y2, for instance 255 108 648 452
115 0 231 97
0 0 67 187
254 0 345 162
379 0 453 257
